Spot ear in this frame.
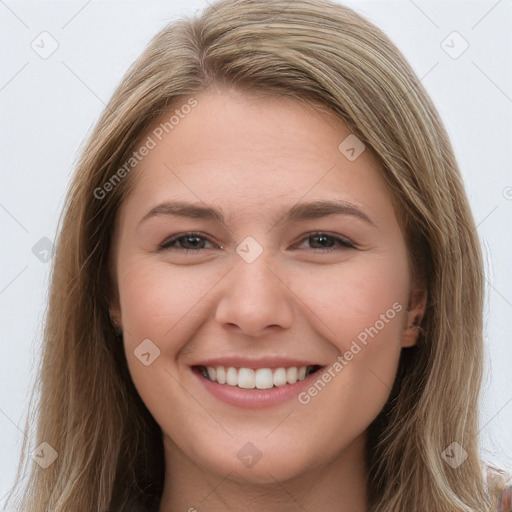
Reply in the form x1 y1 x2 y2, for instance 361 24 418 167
109 305 122 327
108 284 123 337
400 283 427 348
108 304 123 336
107 254 123 336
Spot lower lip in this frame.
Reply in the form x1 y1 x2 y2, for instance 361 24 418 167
193 368 323 409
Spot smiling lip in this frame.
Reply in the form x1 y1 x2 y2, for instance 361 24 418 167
190 356 323 369
191 357 325 409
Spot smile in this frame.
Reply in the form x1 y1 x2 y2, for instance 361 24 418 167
194 365 322 389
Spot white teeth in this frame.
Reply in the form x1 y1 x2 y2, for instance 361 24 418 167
216 366 226 384
273 367 287 387
207 367 216 381
201 365 315 389
238 368 255 389
226 367 238 386
286 367 298 384
255 368 273 389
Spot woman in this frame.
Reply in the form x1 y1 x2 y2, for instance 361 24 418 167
5 0 510 510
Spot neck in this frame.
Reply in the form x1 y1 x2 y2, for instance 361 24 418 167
158 434 369 512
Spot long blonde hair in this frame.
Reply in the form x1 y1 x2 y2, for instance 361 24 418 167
5 0 506 510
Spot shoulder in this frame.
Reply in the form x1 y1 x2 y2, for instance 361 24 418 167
493 483 511 511
485 465 512 512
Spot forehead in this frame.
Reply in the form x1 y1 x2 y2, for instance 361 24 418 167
119 88 395 227
141 88 361 165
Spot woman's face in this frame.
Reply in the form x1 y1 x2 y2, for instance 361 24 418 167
110 87 425 484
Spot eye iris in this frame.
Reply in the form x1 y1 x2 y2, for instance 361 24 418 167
181 235 204 249
311 234 335 248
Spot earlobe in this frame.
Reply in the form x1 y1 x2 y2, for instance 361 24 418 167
401 285 427 348
401 321 424 348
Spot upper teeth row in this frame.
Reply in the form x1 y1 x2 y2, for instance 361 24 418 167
204 366 310 389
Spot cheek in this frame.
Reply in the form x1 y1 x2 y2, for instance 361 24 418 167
116 257 233 402
116 259 217 422
290 252 410 346
117 257 221 342
293 260 406 447
290 250 410 404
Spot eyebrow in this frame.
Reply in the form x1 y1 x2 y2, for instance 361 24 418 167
137 199 376 228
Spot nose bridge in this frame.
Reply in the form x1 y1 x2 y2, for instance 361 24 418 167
234 249 277 299
231 244 283 308
214 242 294 336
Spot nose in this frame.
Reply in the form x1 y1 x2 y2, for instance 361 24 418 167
214 252 295 338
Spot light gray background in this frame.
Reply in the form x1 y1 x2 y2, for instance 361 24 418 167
1 0 511 504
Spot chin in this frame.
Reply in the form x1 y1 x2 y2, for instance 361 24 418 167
213 455 309 486
179 435 310 485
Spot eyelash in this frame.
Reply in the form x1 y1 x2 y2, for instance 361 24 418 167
158 231 355 253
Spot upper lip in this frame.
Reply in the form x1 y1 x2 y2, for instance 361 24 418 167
190 356 325 369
